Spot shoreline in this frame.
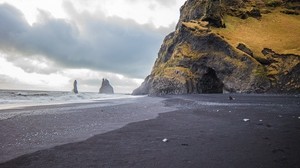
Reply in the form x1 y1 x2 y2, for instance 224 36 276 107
1 94 300 167
0 91 143 111
0 96 175 163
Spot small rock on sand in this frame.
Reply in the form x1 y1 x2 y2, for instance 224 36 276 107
162 138 168 143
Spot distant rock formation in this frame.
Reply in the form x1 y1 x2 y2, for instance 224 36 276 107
72 80 78 94
133 0 300 95
99 79 114 94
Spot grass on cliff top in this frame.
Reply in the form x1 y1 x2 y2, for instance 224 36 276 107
213 9 300 57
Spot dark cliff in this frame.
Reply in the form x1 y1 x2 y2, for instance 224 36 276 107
133 0 300 95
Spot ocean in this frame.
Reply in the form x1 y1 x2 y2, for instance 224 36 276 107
0 89 139 110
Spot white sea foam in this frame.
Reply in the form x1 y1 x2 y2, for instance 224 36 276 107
0 90 142 110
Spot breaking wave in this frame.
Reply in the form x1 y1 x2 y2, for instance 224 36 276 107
0 90 140 110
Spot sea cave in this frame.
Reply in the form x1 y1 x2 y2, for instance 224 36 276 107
198 68 224 93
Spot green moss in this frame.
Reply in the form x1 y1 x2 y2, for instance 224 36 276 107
264 0 283 7
173 43 199 59
267 69 279 76
158 67 194 84
253 66 268 79
212 11 300 56
223 56 247 70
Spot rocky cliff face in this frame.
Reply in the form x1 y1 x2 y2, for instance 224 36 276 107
133 0 300 95
99 79 114 94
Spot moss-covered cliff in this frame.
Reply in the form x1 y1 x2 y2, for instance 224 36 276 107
133 0 300 95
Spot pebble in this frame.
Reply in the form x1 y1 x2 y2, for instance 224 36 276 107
243 119 250 122
162 138 168 142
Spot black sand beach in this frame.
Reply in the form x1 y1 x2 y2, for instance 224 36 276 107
0 94 300 168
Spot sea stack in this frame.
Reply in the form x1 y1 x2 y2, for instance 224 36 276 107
99 78 114 94
133 0 300 95
73 80 78 94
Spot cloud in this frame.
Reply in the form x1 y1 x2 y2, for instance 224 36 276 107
0 3 172 78
0 55 142 92
125 0 175 7
0 74 40 90
5 54 61 74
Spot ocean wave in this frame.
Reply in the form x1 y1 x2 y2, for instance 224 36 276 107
13 92 49 97
0 90 140 110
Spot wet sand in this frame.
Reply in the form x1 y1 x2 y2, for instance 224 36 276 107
0 94 300 168
0 96 175 163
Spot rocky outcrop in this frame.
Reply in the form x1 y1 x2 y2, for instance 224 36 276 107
99 79 114 94
176 0 225 28
133 0 300 95
237 43 254 57
72 80 78 94
261 48 300 93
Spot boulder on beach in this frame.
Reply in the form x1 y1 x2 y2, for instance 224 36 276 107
99 78 114 94
73 80 78 94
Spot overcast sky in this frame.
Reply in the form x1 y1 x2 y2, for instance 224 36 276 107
0 0 185 93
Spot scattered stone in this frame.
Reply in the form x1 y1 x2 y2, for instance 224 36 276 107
247 8 262 19
237 43 254 57
261 9 272 14
266 124 272 128
261 48 275 56
243 119 250 122
281 10 299 15
265 0 282 7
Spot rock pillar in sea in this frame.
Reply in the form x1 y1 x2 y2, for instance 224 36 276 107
99 78 114 94
73 80 79 94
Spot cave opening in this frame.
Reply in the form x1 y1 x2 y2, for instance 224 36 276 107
198 68 224 93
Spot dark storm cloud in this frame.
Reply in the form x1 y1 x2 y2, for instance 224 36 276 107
0 3 171 78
